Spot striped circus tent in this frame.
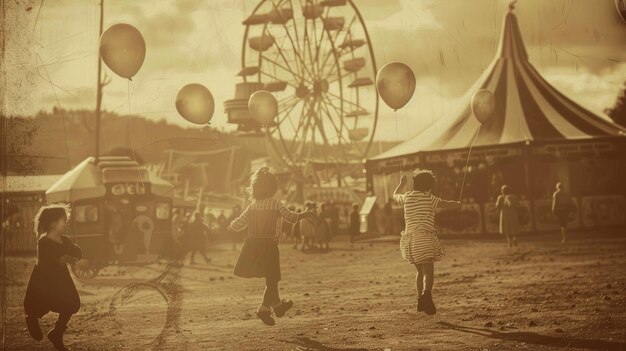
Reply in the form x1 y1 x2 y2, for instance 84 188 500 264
370 8 625 163
365 5 626 235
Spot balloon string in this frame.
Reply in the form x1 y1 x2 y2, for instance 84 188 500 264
394 110 403 172
127 80 144 187
459 124 481 202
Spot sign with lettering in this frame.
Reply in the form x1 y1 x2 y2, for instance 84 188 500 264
108 182 149 196
532 142 615 156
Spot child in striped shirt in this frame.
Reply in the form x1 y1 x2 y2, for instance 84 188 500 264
393 169 461 315
229 167 314 326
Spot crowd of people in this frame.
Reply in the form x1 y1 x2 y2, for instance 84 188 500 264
165 197 362 266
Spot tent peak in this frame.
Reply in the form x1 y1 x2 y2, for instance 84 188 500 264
508 0 518 12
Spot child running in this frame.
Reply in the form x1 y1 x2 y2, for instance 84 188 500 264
228 167 314 326
24 204 83 350
393 170 461 315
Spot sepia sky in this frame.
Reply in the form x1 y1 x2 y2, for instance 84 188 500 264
2 0 626 141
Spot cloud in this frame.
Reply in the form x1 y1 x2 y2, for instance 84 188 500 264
3 0 626 143
353 0 403 21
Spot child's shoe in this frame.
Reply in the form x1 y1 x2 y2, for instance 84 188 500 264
25 316 43 341
421 291 437 315
47 324 68 350
256 305 275 326
272 299 293 318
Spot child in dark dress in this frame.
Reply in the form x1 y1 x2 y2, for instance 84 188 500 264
229 167 314 326
24 204 82 350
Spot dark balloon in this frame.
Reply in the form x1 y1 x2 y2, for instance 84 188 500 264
99 24 146 80
175 84 215 125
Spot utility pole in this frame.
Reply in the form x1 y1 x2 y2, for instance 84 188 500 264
95 0 104 161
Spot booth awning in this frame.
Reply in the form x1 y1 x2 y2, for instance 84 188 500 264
370 8 625 163
46 157 106 203
46 157 174 203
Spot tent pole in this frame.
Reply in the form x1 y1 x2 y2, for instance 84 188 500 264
522 142 537 233
94 0 104 162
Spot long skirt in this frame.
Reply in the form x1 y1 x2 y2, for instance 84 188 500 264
24 265 80 318
233 238 281 281
399 230 445 265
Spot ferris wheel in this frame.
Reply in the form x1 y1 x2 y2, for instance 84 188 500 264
226 0 378 181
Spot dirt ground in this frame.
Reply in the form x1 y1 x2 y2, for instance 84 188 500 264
2 233 626 351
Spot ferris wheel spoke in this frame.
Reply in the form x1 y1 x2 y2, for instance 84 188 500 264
319 95 346 137
318 100 353 154
317 102 354 165
284 97 309 154
325 91 365 110
261 54 306 82
320 98 364 157
278 95 299 107
311 9 328 77
321 93 366 156
260 70 299 89
260 55 306 83
325 69 352 85
311 104 332 153
265 28 306 84
318 13 358 77
267 99 300 137
303 17 318 79
289 99 314 157
277 99 302 130
289 0 306 67
273 2 315 80
313 17 331 77
271 124 299 168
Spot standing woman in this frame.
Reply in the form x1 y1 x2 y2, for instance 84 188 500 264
552 182 573 244
24 204 82 350
495 185 520 247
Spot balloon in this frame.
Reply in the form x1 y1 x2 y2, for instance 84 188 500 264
99 24 146 80
471 89 496 123
375 62 416 111
175 84 215 125
248 90 278 125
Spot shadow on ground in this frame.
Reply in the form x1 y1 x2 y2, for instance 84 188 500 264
438 321 626 351
279 337 369 351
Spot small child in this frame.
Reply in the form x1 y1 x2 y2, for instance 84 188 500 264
393 170 460 315
228 167 314 326
24 204 82 350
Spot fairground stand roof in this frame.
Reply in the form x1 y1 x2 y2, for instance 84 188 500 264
368 6 626 168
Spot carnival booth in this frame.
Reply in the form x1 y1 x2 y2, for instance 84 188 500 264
46 156 174 277
366 9 626 235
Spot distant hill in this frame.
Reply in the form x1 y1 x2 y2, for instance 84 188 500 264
2 108 399 176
